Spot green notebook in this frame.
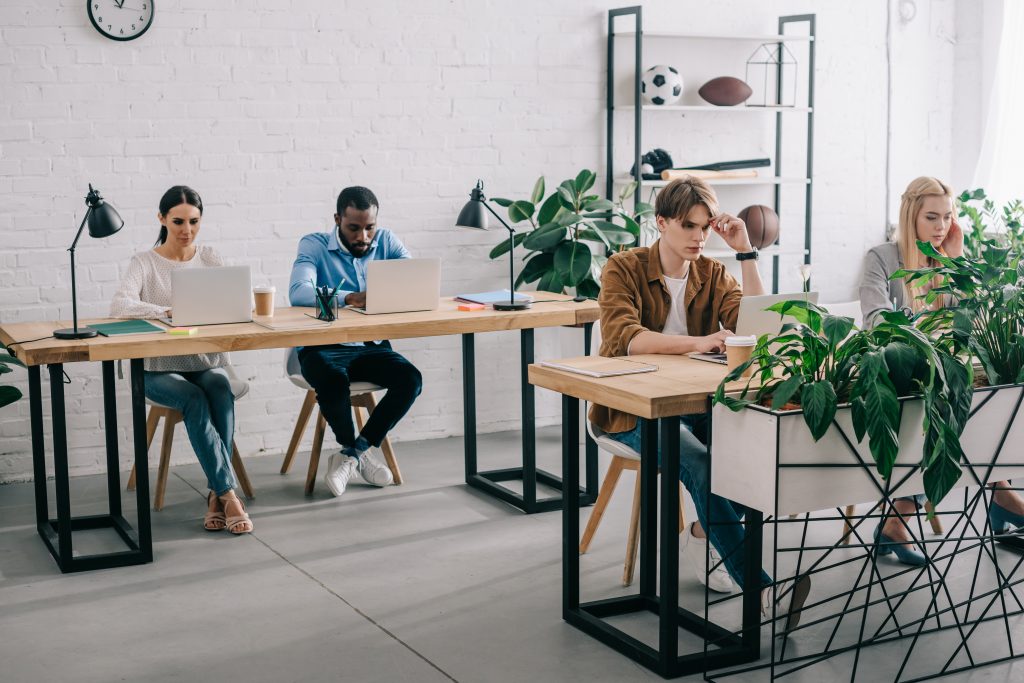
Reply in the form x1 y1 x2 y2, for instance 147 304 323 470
88 320 166 337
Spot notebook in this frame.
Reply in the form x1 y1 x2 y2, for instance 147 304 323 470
89 320 166 337
539 357 658 378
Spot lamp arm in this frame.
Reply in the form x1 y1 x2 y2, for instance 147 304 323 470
480 199 516 236
67 208 92 334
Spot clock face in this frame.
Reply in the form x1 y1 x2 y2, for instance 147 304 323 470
87 1 154 42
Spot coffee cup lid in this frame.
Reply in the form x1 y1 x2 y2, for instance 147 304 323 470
724 335 757 346
254 285 276 293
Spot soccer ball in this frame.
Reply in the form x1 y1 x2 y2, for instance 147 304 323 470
641 65 683 106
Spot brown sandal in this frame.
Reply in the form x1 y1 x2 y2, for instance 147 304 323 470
204 491 226 532
219 493 253 535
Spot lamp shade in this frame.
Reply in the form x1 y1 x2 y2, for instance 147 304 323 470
85 186 123 238
455 180 489 230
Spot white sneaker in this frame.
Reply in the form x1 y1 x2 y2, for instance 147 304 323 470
761 575 812 636
681 526 736 593
357 448 394 487
324 452 359 497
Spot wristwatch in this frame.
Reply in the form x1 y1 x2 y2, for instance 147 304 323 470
736 249 759 261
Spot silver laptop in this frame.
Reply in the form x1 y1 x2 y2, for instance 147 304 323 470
162 266 252 326
349 258 441 315
688 291 821 364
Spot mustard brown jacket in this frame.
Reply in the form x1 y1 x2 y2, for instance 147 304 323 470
589 239 742 434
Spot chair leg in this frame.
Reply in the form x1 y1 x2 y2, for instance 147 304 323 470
153 410 179 511
281 390 317 475
926 500 943 534
232 442 255 500
840 504 857 545
128 408 162 492
304 412 327 496
622 461 643 586
580 456 627 554
358 392 403 485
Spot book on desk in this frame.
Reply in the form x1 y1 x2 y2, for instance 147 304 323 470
539 357 658 378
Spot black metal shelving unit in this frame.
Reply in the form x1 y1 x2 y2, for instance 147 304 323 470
606 7 816 294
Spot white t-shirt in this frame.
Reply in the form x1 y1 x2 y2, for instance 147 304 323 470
661 274 689 336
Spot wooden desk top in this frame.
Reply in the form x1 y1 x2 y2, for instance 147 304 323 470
0 299 599 366
529 354 747 419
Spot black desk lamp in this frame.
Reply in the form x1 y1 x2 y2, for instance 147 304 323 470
456 180 531 311
54 185 124 340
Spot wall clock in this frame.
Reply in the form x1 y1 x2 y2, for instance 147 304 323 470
87 1 154 41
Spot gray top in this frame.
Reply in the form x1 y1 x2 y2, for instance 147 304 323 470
859 242 907 329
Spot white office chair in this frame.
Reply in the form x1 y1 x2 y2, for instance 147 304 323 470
278 349 403 494
127 365 254 511
578 322 686 586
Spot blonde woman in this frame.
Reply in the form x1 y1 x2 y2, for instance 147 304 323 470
860 176 1024 564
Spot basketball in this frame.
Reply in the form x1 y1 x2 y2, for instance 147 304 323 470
737 204 780 249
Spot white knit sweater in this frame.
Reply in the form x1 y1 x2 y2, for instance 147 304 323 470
110 246 228 372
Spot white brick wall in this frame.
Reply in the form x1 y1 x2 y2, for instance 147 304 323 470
0 0 973 482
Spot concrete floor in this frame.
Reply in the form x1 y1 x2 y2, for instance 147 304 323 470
2 427 1024 682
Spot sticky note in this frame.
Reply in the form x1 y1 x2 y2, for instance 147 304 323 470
458 303 486 311
167 327 198 336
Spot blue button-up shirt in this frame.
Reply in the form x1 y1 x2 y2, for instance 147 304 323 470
288 226 410 308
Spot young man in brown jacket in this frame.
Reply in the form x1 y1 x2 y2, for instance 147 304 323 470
592 176 809 628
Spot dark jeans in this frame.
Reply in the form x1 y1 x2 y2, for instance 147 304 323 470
298 342 422 449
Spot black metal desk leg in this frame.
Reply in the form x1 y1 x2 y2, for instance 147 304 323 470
583 323 598 497
743 510 764 654
521 328 537 509
639 417 658 599
102 361 122 517
28 366 48 531
48 364 73 569
130 359 152 560
462 333 477 480
562 394 581 619
659 416 681 671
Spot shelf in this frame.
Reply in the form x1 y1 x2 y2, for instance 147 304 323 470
703 246 808 260
616 104 812 113
614 175 810 188
611 31 813 42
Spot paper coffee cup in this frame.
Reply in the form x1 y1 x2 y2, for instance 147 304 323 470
254 285 276 317
724 335 757 377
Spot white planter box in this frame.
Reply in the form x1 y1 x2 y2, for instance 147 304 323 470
960 383 1024 484
711 399 927 517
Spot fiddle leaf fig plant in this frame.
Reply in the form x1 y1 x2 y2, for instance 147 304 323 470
714 299 972 504
0 345 25 409
489 170 655 297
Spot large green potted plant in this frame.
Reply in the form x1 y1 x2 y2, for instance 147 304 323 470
488 170 655 298
0 345 25 409
896 238 1024 488
956 188 1024 259
710 300 972 514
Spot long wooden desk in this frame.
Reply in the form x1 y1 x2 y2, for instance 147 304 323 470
1 299 600 572
529 355 760 679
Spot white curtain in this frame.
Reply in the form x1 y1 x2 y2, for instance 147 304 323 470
971 1 1024 207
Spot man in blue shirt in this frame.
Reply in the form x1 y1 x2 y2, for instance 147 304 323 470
289 186 423 497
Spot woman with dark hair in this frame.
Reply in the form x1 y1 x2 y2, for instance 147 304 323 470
110 186 253 534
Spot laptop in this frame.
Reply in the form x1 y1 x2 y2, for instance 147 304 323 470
688 291 821 364
161 266 253 327
348 258 441 315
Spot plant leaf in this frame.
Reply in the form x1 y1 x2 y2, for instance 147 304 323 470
491 197 514 207
770 375 804 410
519 252 554 284
554 241 593 286
0 385 22 409
537 193 563 226
800 380 838 441
537 268 564 293
508 200 535 224
574 169 596 194
530 177 545 205
488 231 528 259
522 224 567 251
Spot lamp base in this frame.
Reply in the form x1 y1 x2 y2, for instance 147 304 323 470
493 301 532 311
54 327 98 340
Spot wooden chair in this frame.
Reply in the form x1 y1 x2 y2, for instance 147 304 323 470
278 349 402 495
578 321 685 586
127 368 254 511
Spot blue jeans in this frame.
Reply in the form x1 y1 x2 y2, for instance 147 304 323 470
144 368 237 495
609 415 772 589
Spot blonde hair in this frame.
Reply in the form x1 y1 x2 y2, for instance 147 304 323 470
897 176 954 312
655 176 720 221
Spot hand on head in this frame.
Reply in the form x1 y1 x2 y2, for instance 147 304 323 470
710 214 754 253
941 217 964 258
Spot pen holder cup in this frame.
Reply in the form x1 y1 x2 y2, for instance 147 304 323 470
315 294 340 322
